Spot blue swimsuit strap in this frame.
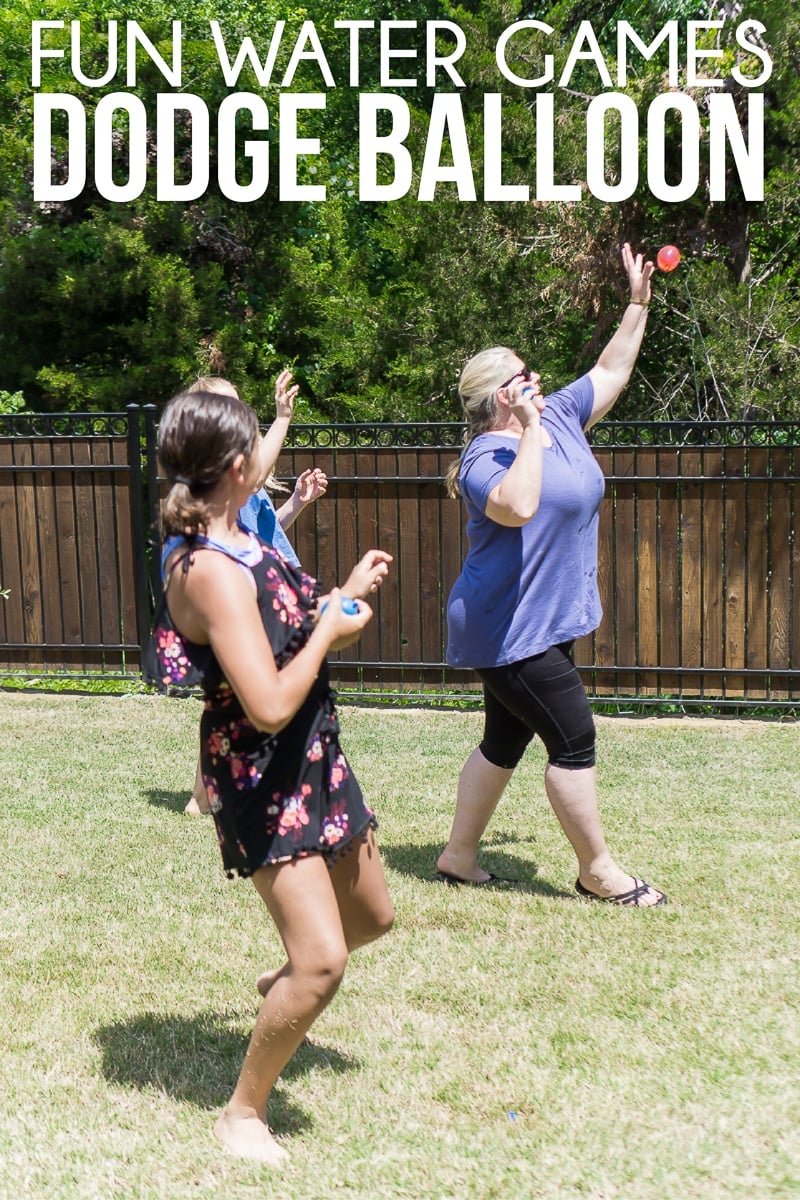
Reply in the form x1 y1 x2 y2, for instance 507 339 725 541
160 524 263 579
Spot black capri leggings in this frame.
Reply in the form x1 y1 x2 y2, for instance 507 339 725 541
476 643 596 771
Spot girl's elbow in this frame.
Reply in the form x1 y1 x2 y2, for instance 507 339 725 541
250 706 292 735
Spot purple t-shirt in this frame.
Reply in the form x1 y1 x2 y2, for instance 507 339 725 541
446 374 605 669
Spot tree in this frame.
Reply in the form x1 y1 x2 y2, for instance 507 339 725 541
0 0 797 420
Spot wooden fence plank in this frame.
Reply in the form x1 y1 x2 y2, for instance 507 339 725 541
745 448 770 699
635 448 659 694
52 438 81 647
91 438 123 653
613 446 637 694
418 451 445 669
679 450 703 697
73 438 102 661
112 436 138 669
657 450 681 694
375 447 402 689
15 440 45 668
0 439 25 666
767 449 792 699
351 450 382 685
702 449 725 696
397 449 422 682
32 440 62 658
310 448 340 591
724 449 747 697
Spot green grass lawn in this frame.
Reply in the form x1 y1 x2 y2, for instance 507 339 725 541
1 693 798 1200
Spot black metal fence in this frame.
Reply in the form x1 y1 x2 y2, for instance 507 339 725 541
1 408 799 709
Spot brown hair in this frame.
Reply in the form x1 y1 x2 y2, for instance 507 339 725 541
158 388 260 538
445 346 521 498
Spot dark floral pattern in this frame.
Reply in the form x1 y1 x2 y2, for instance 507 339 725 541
321 799 350 847
277 784 313 839
155 628 191 686
146 533 376 878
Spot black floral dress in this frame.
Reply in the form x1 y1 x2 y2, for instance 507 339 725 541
144 531 376 878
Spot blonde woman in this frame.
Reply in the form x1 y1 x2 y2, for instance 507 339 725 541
438 244 666 907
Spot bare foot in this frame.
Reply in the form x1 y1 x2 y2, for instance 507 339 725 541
184 792 210 816
256 966 283 998
214 1110 288 1166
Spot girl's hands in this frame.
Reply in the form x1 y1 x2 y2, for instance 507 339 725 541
317 588 372 651
294 467 328 506
342 549 393 599
622 241 655 305
274 368 300 421
314 551 391 649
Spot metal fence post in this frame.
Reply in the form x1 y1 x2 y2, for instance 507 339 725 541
143 404 162 606
126 404 151 656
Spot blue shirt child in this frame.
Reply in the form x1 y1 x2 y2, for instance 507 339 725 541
239 488 301 568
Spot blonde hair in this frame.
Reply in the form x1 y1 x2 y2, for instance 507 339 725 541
445 346 521 498
158 389 260 538
186 375 287 494
187 375 238 399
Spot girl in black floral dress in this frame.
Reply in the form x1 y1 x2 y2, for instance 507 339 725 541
146 386 394 1167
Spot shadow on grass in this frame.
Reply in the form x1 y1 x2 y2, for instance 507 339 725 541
380 835 570 899
143 788 193 814
140 792 570 896
93 1010 358 1133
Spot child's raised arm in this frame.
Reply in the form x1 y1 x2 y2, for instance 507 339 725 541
276 468 328 531
254 368 299 489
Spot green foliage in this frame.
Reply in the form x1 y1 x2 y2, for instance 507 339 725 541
0 217 214 408
0 1 797 419
0 390 26 414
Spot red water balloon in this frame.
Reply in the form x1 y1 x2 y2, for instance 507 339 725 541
657 245 681 272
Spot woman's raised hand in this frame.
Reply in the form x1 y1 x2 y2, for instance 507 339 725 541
621 242 655 305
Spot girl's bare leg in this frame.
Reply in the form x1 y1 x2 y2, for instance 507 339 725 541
216 856 348 1165
328 827 394 950
222 833 393 1165
255 962 286 998
185 755 209 816
256 827 393 994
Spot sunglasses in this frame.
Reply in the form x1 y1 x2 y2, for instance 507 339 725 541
498 363 532 391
